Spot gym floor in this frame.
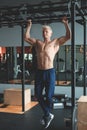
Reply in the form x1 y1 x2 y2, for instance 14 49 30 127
0 103 71 130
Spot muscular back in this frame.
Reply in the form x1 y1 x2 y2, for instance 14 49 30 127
35 39 59 70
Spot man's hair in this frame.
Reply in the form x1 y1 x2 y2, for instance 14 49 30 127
42 25 52 33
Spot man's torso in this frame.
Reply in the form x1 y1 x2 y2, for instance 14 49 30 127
35 39 59 70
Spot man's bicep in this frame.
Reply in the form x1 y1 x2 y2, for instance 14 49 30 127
25 37 37 45
57 36 68 46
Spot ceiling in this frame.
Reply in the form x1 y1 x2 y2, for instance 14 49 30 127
0 0 65 6
0 0 87 27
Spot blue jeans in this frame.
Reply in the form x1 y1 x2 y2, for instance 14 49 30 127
35 68 55 116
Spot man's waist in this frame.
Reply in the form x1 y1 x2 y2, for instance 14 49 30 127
37 67 54 71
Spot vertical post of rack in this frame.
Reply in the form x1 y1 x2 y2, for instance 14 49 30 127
83 20 86 95
71 0 76 111
21 25 25 112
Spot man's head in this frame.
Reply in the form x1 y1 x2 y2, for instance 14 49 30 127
42 25 53 39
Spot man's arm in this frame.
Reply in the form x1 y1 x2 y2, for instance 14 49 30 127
57 16 71 46
24 20 36 45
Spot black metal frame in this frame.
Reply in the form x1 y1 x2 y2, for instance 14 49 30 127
71 0 86 130
71 0 76 111
20 0 71 112
0 0 70 26
0 0 87 26
71 0 87 106
0 0 86 113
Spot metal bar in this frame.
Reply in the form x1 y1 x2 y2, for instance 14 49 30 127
1 5 68 16
27 6 68 14
65 46 67 82
71 0 76 110
21 25 25 112
0 14 71 27
83 20 86 95
27 14 70 21
33 1 68 6
56 52 59 85
71 1 76 130
76 2 85 20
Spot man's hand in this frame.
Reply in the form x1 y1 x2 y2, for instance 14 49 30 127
62 16 68 24
27 19 32 27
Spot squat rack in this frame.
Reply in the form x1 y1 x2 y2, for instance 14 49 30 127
21 0 87 115
0 0 87 122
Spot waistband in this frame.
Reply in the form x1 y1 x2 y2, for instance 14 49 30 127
37 68 54 72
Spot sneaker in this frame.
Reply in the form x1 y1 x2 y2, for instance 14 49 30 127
44 113 54 129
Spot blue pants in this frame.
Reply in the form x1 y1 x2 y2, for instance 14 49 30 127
35 68 55 116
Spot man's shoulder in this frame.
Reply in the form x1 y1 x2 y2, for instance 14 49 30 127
51 38 59 44
36 39 43 44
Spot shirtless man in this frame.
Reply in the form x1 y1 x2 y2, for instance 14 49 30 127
24 17 71 128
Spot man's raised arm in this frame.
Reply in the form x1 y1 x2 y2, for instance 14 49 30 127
24 20 36 45
57 16 71 46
